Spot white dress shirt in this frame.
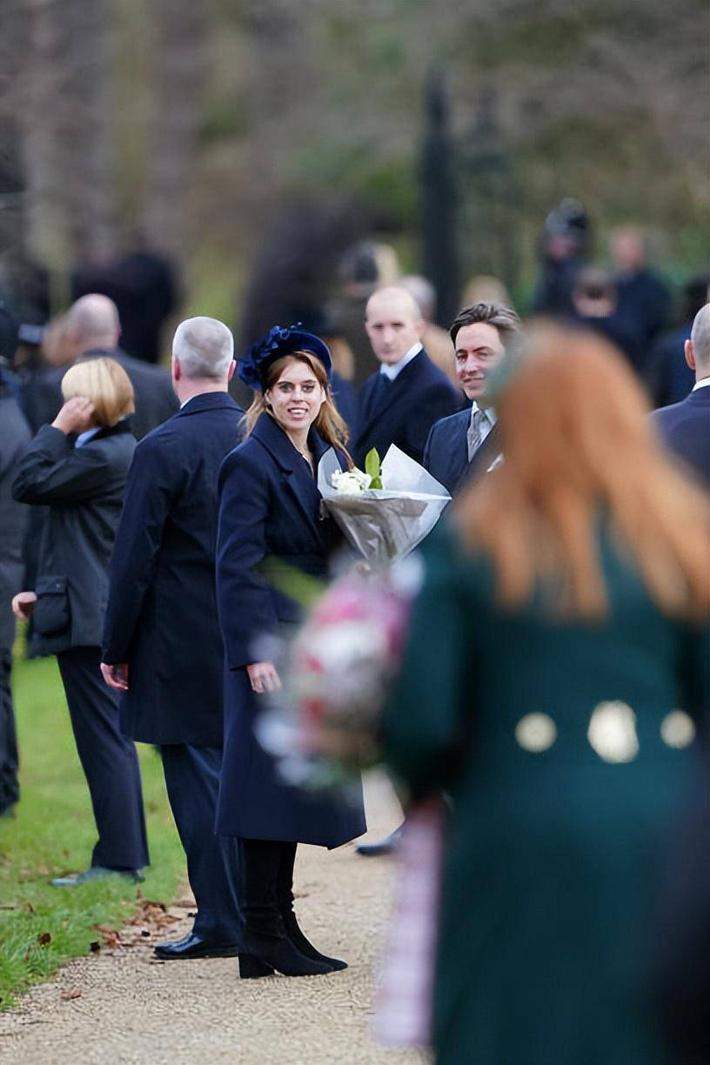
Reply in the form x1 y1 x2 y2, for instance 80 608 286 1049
692 376 710 392
380 342 423 382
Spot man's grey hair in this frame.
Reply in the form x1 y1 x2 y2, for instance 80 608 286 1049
690 303 710 370
172 317 234 379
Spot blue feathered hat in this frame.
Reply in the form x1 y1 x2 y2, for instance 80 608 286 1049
238 323 332 392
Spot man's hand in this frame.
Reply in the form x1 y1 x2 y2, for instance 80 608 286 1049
52 397 95 435
101 662 129 691
11 591 37 620
246 661 281 695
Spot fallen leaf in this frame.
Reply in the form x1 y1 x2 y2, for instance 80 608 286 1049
60 989 82 1001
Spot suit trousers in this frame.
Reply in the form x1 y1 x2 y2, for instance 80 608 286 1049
56 646 149 871
160 744 241 943
0 650 20 814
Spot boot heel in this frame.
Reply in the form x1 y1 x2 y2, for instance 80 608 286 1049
239 953 274 979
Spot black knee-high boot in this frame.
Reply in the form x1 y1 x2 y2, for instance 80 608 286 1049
238 839 333 978
276 842 347 972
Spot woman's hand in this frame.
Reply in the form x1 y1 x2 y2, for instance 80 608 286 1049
52 397 95 435
12 591 37 620
247 661 282 694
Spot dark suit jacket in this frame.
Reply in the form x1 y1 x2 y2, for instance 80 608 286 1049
652 386 710 486
353 349 461 468
647 323 695 409
102 392 243 746
215 412 366 845
82 347 178 440
12 422 136 655
0 392 31 649
424 408 503 497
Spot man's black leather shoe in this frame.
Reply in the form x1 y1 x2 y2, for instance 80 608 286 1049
153 933 240 960
356 826 403 857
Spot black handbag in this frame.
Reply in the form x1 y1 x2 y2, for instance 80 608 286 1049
33 575 71 638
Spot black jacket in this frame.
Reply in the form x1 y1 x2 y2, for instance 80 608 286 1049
12 422 136 655
353 348 461 468
102 392 243 746
652 386 710 487
0 392 31 649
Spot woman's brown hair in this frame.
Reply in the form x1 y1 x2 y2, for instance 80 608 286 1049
243 351 351 460
455 325 710 620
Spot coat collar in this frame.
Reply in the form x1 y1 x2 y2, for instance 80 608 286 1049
356 349 430 444
176 391 242 417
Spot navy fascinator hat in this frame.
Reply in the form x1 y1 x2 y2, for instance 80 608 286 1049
238 323 332 392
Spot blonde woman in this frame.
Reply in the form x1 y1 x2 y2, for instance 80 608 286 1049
12 357 148 885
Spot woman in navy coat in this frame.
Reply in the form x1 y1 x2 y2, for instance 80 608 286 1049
216 326 366 979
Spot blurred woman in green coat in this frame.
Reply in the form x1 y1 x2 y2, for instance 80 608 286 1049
383 328 710 1065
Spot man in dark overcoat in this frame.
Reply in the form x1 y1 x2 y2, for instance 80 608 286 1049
0 347 31 815
101 317 244 959
652 303 710 487
352 286 461 469
424 302 521 496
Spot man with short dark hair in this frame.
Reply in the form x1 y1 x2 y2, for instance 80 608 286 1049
423 302 521 495
652 303 710 486
352 286 461 468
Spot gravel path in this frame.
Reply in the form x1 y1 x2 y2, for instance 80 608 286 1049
0 773 429 1065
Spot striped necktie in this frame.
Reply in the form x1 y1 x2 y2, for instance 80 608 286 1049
467 408 486 461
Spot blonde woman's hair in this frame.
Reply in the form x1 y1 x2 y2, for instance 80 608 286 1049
455 324 710 621
243 352 351 460
61 357 135 428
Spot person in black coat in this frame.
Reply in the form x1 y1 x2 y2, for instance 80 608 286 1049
0 368 31 814
11 357 148 883
101 317 244 960
610 226 671 350
352 286 461 469
652 303 710 487
216 325 366 979
424 302 521 497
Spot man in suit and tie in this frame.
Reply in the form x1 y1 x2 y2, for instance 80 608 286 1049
101 317 244 959
652 302 710 486
352 286 461 468
359 301 520 859
424 302 522 496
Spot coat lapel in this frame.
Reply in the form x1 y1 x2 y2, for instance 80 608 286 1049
355 351 427 449
251 413 330 542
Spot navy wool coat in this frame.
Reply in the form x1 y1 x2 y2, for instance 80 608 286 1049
102 392 243 746
353 348 461 468
424 409 503 497
12 422 135 656
215 411 367 847
652 386 710 487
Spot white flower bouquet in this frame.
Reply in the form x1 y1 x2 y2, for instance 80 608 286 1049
318 445 450 567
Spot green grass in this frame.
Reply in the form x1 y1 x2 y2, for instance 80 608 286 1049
0 652 186 1009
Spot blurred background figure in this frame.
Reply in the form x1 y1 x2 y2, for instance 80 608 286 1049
0 307 31 817
461 274 512 309
71 243 181 365
648 274 710 408
652 303 710 487
532 198 590 317
11 358 149 885
570 267 642 371
399 275 460 393
332 240 402 386
610 226 671 350
63 295 177 439
383 328 709 1065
